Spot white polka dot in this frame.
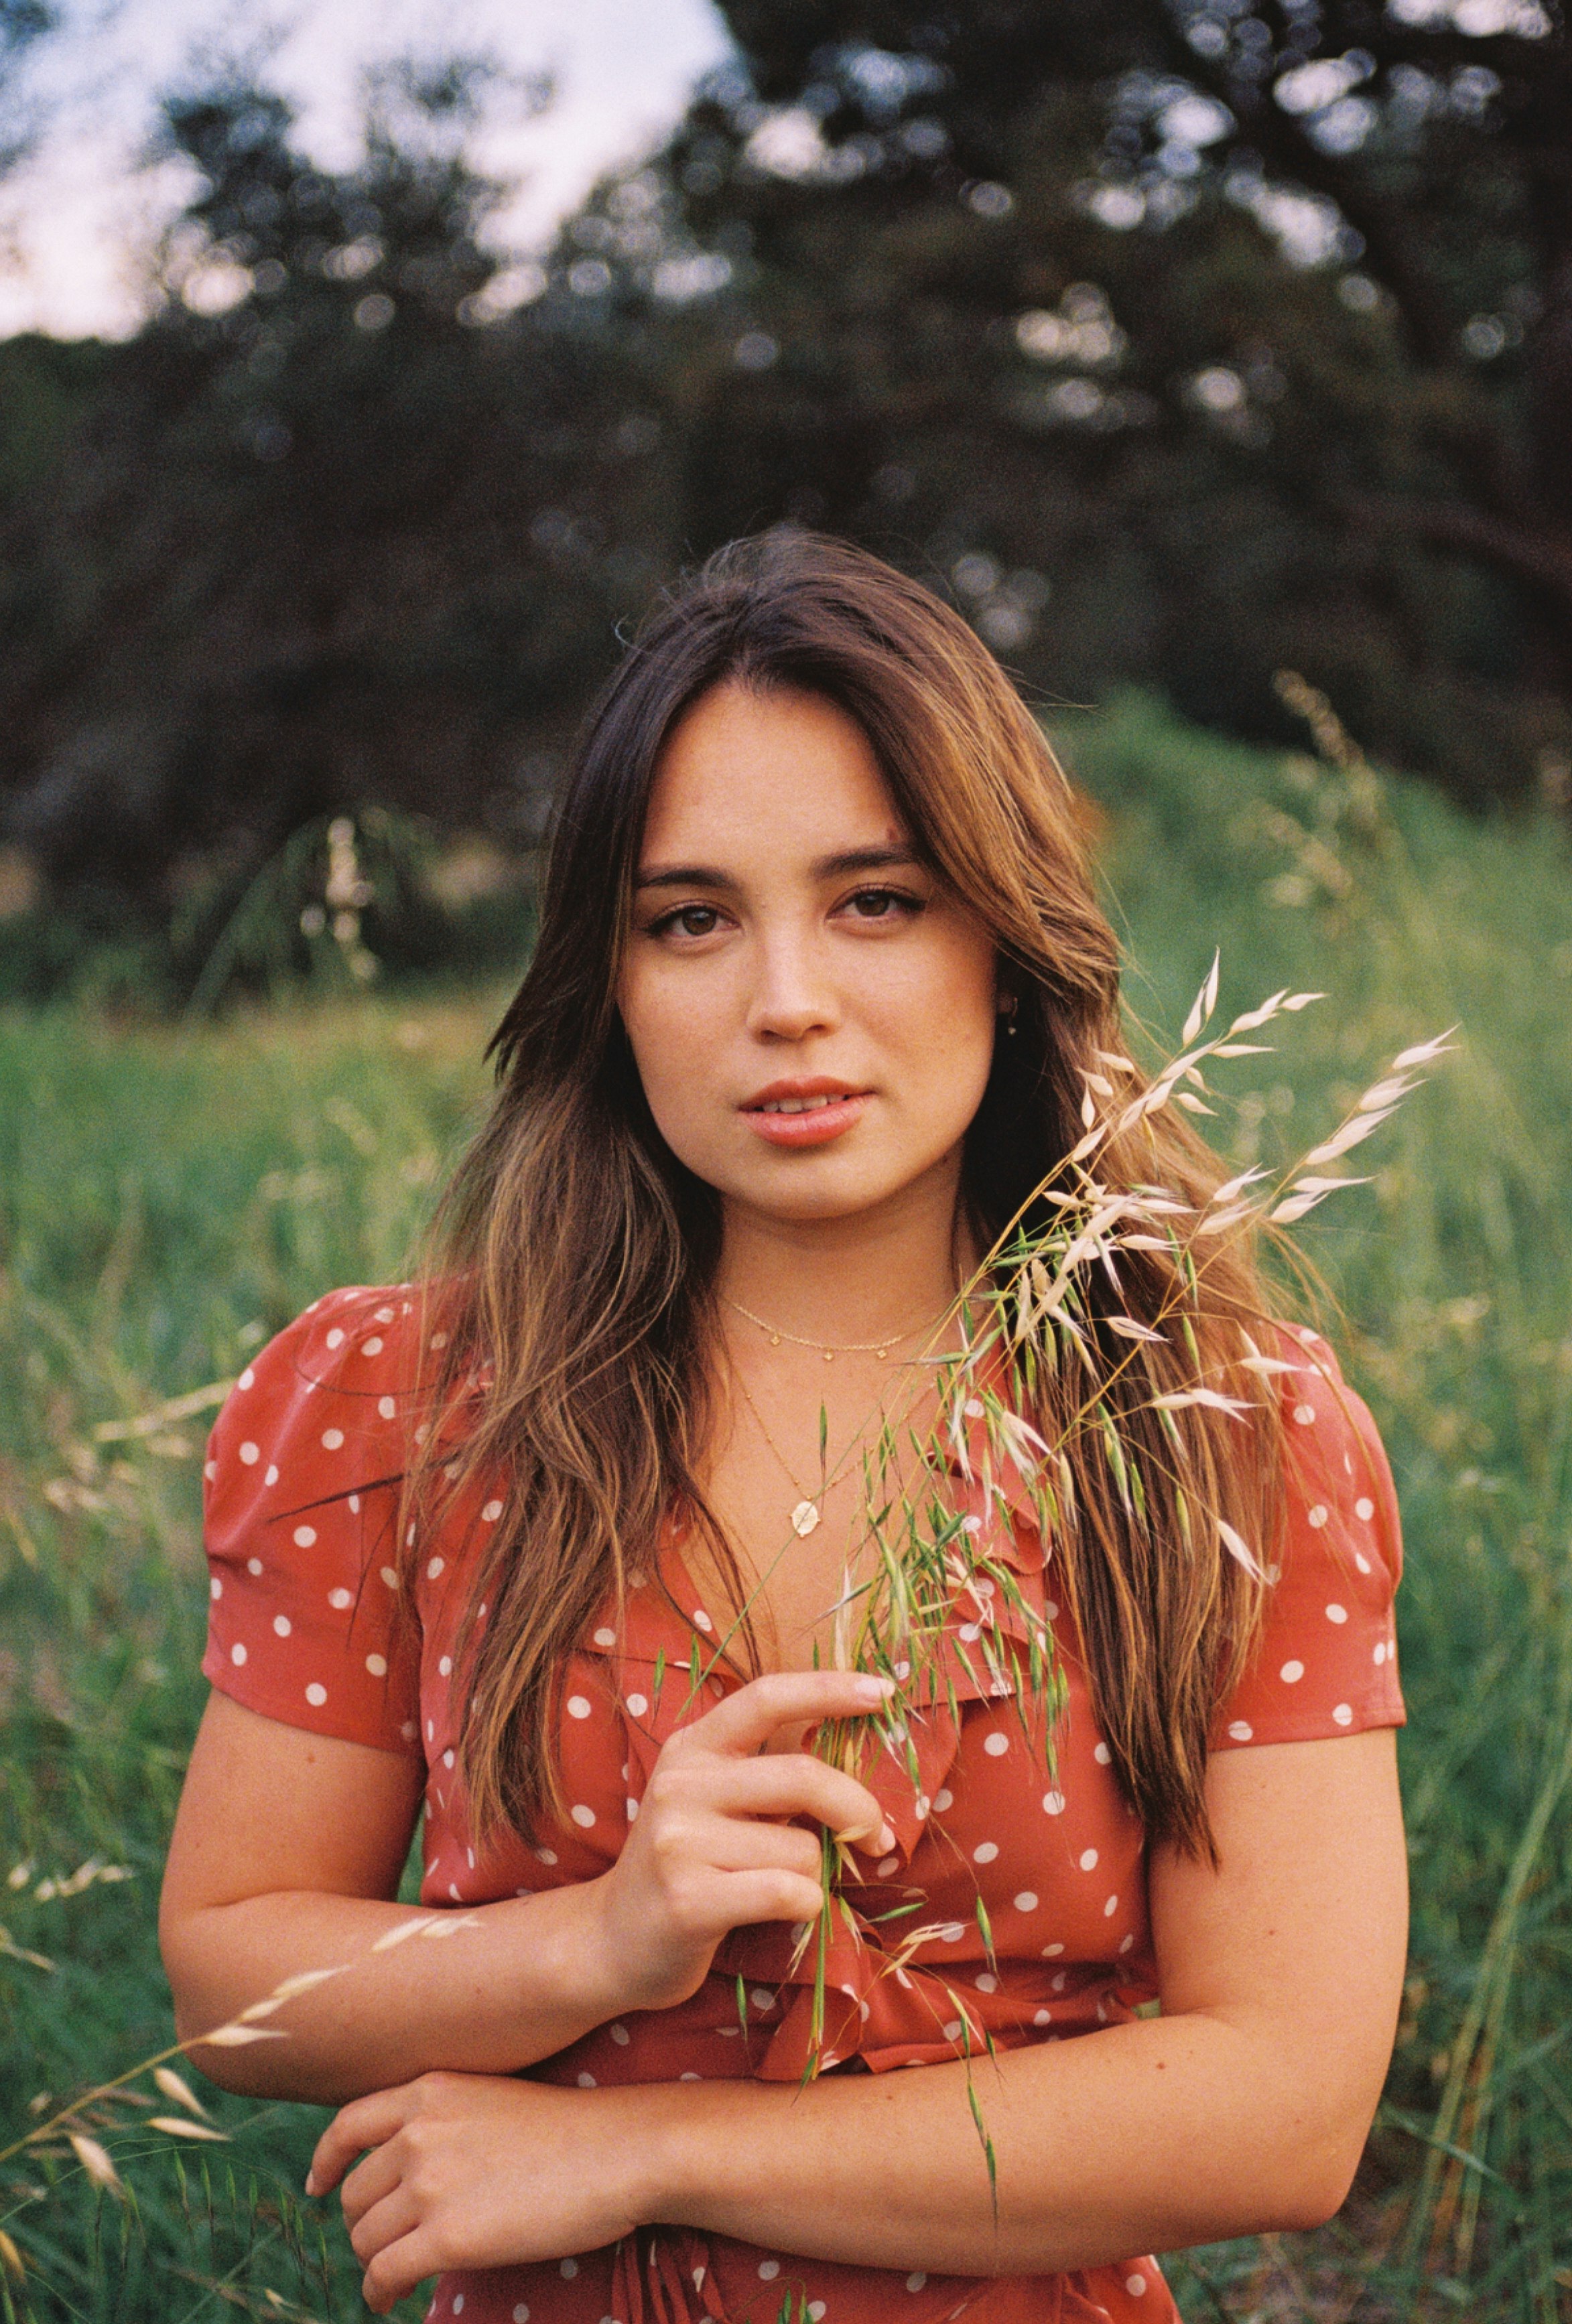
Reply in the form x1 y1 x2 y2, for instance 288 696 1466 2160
366 1653 388 1677
809 2303 826 2320
453 2299 464 2315
1356 1496 1375 1521
514 2309 530 2323
973 1841 999 1864
265 1464 279 1486
1033 2007 1051 2026
302 1683 328 1710
975 1972 998 1992
230 1642 247 1665
361 1337 383 1356
932 1787 954 1812
273 1615 292 1637
609 2023 630 2044
941 2020 963 2041
759 2262 781 2281
1126 2275 1147 2297
1043 1790 1065 1815
626 1693 649 1717
1227 1719 1253 1742
1293 1404 1316 1425
328 1586 352 1609
204 1461 217 1481
1374 1641 1387 1665
1333 1702 1354 1726
237 1366 255 1391
1119 1933 1134 1954
438 1655 452 1678
380 1566 397 1588
238 1441 259 1466
1356 1552 1373 1574
428 1557 445 1578
679 2071 702 2081
958 1621 982 1643
481 1500 504 1523
444 1750 455 1769
210 1577 222 1600
593 1627 616 1648
326 1328 344 1347
567 1695 592 1720
378 1396 396 1420
346 1493 358 1511
560 2260 578 2280
247 1557 263 1576
983 1732 1008 1757
1079 1848 1099 1871
570 1804 596 1827
1104 1894 1119 1917
1013 1891 1038 1912
751 1988 776 2010
576 2071 596 2088
1091 1741 1112 1767
1280 1659 1305 1684
693 1609 714 1632
905 2274 926 2294
1043 1942 1064 1957
535 1846 557 1864
1307 1504 1329 1529
293 1525 317 1548
321 1428 344 1450
877 1856 899 1876
1326 1602 1349 1624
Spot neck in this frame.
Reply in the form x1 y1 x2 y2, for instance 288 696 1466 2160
716 1153 973 1349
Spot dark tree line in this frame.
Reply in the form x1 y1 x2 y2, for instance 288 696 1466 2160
0 0 1567 920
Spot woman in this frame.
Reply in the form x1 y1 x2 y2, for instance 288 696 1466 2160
161 531 1409 2324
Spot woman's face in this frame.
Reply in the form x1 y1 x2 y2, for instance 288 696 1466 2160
618 681 1000 1227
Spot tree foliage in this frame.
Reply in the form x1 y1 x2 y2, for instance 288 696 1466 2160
0 2 1569 916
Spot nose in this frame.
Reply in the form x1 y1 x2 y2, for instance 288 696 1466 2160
745 921 842 1044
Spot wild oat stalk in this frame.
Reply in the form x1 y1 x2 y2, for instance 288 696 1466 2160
703 962 1453 2185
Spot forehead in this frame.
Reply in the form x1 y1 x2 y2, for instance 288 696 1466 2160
640 681 905 858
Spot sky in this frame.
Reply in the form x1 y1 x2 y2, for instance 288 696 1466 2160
0 0 732 338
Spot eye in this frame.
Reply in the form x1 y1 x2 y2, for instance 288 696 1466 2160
652 903 724 939
841 886 921 922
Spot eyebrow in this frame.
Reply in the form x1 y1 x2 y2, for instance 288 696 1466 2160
634 843 924 892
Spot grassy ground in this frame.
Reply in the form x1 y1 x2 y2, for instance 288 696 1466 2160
2 697 1571 2321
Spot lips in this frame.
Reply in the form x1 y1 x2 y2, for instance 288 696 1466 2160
740 1078 871 1149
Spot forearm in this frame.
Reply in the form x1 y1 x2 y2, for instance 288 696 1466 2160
165 1882 621 2105
637 2010 1364 2274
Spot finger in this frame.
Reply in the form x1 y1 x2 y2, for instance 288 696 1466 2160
683 1669 893 1765
307 2085 418 2196
712 1865 832 1929
363 2226 444 2317
338 2136 403 2230
698 1753 891 1845
347 2182 419 2267
689 1814 824 1882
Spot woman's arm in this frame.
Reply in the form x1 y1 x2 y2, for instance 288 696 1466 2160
312 1728 1407 2309
159 1672 893 2104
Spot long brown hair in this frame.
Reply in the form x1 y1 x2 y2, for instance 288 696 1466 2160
407 529 1283 1858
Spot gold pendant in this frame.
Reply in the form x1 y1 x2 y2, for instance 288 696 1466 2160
791 1499 821 1537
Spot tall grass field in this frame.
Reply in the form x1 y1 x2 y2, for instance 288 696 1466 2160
3 697 1570 2321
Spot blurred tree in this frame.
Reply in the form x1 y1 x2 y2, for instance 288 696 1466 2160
564 0 1570 801
0 0 54 172
0 60 679 905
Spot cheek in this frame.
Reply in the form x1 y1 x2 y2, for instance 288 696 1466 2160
880 935 998 1102
617 963 722 1143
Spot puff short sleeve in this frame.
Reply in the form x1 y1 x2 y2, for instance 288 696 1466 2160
1212 1329 1404 1750
201 1288 423 1755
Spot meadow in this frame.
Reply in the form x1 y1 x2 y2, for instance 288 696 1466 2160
2 695 1571 2321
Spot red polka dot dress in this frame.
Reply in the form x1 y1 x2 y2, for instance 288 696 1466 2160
202 1289 1404 2324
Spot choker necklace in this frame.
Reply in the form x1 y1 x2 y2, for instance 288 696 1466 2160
724 1293 944 1365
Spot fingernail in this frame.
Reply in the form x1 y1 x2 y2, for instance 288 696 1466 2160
852 1675 895 1704
304 2172 318 2197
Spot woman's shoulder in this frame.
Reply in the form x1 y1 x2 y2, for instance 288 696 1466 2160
203 1285 442 1561
1211 1323 1405 1752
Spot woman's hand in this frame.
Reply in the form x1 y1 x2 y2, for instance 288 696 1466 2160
585 1667 893 2013
308 2072 647 2313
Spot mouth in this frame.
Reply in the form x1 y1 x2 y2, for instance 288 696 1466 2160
740 1079 871 1149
